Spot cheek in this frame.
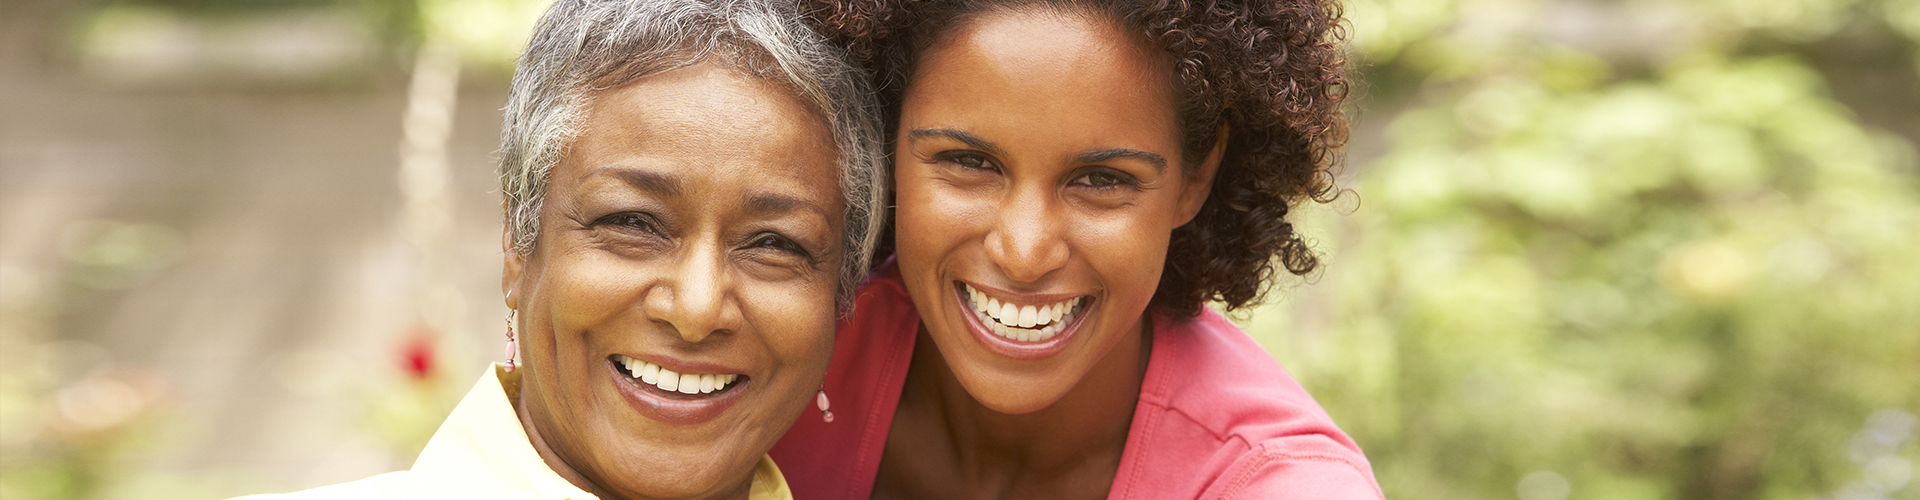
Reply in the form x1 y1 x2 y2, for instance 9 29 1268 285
743 282 836 415
1076 210 1172 300
540 251 650 330
894 173 991 258
743 282 837 371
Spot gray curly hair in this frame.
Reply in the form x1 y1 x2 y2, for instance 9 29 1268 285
499 0 887 310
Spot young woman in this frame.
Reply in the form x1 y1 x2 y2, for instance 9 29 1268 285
237 0 885 498
772 1 1379 498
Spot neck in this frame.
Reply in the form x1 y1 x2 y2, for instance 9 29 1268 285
514 383 621 499
912 315 1153 477
512 381 753 500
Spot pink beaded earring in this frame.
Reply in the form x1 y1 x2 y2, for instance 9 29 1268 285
816 386 833 423
503 310 518 373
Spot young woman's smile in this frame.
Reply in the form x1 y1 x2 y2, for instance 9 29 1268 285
952 280 1093 360
892 9 1218 415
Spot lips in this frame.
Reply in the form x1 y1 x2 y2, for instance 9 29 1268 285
954 281 1091 361
607 355 750 425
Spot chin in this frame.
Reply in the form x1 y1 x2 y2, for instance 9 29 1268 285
593 443 755 499
558 392 770 499
929 330 1085 415
972 380 1075 415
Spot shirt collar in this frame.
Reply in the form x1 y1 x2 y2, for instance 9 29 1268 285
408 364 792 500
408 364 599 499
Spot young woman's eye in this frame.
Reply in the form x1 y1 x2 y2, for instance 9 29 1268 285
1082 172 1121 187
940 152 999 172
1071 169 1135 190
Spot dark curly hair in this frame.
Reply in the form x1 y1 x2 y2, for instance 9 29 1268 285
808 0 1350 317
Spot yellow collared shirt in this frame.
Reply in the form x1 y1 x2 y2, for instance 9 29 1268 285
237 364 792 500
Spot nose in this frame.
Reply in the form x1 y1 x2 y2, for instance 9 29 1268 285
642 243 740 343
984 186 1069 283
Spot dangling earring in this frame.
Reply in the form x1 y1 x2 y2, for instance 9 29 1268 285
503 310 519 373
816 386 834 423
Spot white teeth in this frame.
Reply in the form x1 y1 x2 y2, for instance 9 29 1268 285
658 368 679 391
614 355 739 395
961 285 1085 344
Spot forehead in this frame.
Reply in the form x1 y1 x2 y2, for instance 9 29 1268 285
907 9 1181 157
563 61 841 203
939 8 1165 76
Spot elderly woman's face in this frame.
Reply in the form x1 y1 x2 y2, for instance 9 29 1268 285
892 10 1214 414
503 61 842 499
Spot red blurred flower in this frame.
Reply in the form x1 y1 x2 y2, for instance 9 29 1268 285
399 327 436 380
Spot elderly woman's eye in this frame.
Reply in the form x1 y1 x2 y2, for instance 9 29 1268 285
748 233 810 257
595 212 664 236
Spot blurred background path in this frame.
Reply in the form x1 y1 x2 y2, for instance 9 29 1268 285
1 0 528 496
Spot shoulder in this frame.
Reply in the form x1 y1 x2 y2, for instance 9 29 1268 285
843 259 914 328
831 258 919 373
1198 435 1382 500
1113 308 1380 499
1143 308 1348 441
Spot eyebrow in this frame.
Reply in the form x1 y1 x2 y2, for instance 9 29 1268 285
909 128 1168 173
1075 148 1167 172
743 191 829 221
591 167 825 220
600 168 682 197
908 128 1005 155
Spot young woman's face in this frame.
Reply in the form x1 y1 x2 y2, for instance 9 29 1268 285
504 61 842 499
893 9 1215 414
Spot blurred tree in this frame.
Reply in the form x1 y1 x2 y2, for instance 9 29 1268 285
1245 0 1920 499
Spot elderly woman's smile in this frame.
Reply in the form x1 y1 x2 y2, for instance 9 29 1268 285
505 59 844 498
610 354 744 396
608 352 750 421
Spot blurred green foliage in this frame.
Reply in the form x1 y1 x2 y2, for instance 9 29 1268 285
1247 0 1920 499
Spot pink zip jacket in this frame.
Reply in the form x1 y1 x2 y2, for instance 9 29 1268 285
771 259 1383 499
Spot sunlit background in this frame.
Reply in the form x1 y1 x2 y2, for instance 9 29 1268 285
1 0 1915 499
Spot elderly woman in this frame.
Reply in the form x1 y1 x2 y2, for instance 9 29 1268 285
771 0 1379 498
238 0 884 499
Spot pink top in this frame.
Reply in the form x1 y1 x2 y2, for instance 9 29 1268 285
771 260 1382 500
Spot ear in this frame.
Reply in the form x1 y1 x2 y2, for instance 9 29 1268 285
1175 122 1228 227
502 225 524 310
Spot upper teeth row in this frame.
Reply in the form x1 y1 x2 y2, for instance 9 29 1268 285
965 283 1083 329
616 354 738 395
